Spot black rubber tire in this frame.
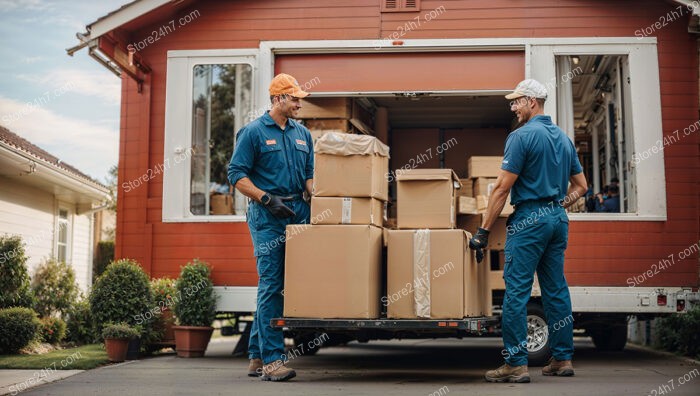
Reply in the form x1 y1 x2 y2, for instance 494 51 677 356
526 302 552 366
591 321 628 351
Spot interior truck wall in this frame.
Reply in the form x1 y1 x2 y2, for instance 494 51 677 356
115 0 698 288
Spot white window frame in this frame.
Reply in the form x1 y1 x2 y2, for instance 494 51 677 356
529 43 666 221
163 49 258 222
55 205 72 263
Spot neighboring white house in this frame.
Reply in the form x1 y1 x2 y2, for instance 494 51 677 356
0 126 111 292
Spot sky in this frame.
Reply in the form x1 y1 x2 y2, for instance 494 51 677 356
0 0 129 183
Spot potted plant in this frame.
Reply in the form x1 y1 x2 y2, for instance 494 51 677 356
102 322 139 362
173 259 217 357
151 277 177 347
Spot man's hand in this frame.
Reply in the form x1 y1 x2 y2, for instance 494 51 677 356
263 194 296 219
469 227 490 263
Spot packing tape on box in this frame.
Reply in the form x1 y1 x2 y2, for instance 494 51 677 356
413 229 431 318
341 197 352 224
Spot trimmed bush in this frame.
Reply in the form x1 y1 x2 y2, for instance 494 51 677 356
39 316 67 345
150 277 176 341
0 235 34 309
65 297 96 345
0 307 41 354
655 305 700 359
90 259 153 340
31 258 78 318
92 241 115 282
174 259 217 327
102 322 140 340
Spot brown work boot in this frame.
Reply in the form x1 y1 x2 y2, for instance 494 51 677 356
485 364 531 383
247 358 263 377
542 358 575 376
261 360 296 382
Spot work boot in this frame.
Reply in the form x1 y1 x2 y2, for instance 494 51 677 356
247 358 263 377
261 360 296 382
542 358 575 376
485 364 531 383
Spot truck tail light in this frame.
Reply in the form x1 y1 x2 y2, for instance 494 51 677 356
676 299 685 312
657 294 667 306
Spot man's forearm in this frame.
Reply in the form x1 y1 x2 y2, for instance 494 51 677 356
482 187 509 230
562 186 586 209
234 177 266 202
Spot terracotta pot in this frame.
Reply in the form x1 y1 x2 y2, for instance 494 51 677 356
104 338 130 362
161 308 176 343
173 326 213 357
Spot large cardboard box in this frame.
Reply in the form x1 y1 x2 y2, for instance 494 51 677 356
467 156 503 178
386 229 466 319
456 214 508 250
396 169 461 229
458 178 474 197
458 196 478 215
297 97 351 119
311 197 385 227
284 225 383 319
313 133 390 201
464 243 487 317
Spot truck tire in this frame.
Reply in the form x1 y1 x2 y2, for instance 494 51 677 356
526 303 551 366
590 320 628 351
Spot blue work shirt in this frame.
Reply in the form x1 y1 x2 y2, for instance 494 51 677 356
227 112 314 196
596 195 620 212
501 115 582 206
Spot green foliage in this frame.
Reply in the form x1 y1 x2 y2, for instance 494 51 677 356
174 259 217 327
150 277 176 342
89 259 153 340
0 235 34 309
92 241 115 282
655 305 700 359
101 322 140 340
39 317 67 345
31 258 78 318
65 297 96 345
0 307 41 354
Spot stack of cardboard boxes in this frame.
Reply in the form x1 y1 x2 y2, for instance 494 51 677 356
283 132 389 319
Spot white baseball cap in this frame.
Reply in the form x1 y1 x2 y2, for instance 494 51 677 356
505 79 548 100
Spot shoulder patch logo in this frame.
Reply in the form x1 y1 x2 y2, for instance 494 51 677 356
266 139 277 145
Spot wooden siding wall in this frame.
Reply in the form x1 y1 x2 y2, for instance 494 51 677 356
115 0 699 287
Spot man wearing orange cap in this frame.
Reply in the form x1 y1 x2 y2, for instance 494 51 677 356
228 73 313 382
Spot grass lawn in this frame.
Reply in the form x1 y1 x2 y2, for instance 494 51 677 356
0 344 109 370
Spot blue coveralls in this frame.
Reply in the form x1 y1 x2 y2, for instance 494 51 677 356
500 115 583 366
227 111 313 365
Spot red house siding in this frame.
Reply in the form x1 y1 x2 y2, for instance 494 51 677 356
113 0 699 287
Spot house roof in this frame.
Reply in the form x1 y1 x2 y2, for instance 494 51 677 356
0 125 108 191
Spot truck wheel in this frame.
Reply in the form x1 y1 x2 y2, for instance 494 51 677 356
292 332 325 356
526 303 551 366
591 320 628 351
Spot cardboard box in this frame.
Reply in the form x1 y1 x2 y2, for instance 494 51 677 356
476 194 514 217
297 97 351 119
386 229 466 319
306 119 351 132
464 242 487 317
284 225 383 319
456 214 507 250
311 197 385 227
396 169 461 229
473 177 497 197
210 194 232 215
467 156 503 178
458 178 473 197
313 133 390 201
458 196 478 215
309 129 348 143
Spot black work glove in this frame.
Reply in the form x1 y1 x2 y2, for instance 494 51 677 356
263 195 296 219
468 227 490 264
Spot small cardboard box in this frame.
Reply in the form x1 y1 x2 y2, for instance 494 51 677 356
313 133 390 201
284 225 383 319
458 196 478 215
386 229 466 319
473 177 497 197
210 194 232 215
311 197 385 227
456 214 508 250
467 156 503 178
396 169 461 229
458 178 474 197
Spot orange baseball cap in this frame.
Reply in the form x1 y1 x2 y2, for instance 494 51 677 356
269 73 310 98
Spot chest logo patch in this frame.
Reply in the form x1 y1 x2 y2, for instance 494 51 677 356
295 139 307 145
266 139 277 145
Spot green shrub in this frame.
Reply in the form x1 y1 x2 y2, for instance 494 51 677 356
102 322 140 340
0 235 34 309
31 258 78 318
655 305 700 359
0 307 41 354
150 277 176 342
92 241 115 282
65 297 96 345
174 259 217 327
89 259 153 340
39 317 67 345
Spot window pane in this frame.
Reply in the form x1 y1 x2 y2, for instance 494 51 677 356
190 64 253 215
57 245 66 263
58 221 67 242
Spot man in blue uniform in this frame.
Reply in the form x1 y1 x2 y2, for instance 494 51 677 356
228 73 314 382
469 79 588 383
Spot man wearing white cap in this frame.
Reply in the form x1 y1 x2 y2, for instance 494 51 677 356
469 79 588 383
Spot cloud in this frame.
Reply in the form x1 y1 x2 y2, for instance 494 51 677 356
0 0 52 12
22 56 44 64
0 95 118 180
16 68 121 105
